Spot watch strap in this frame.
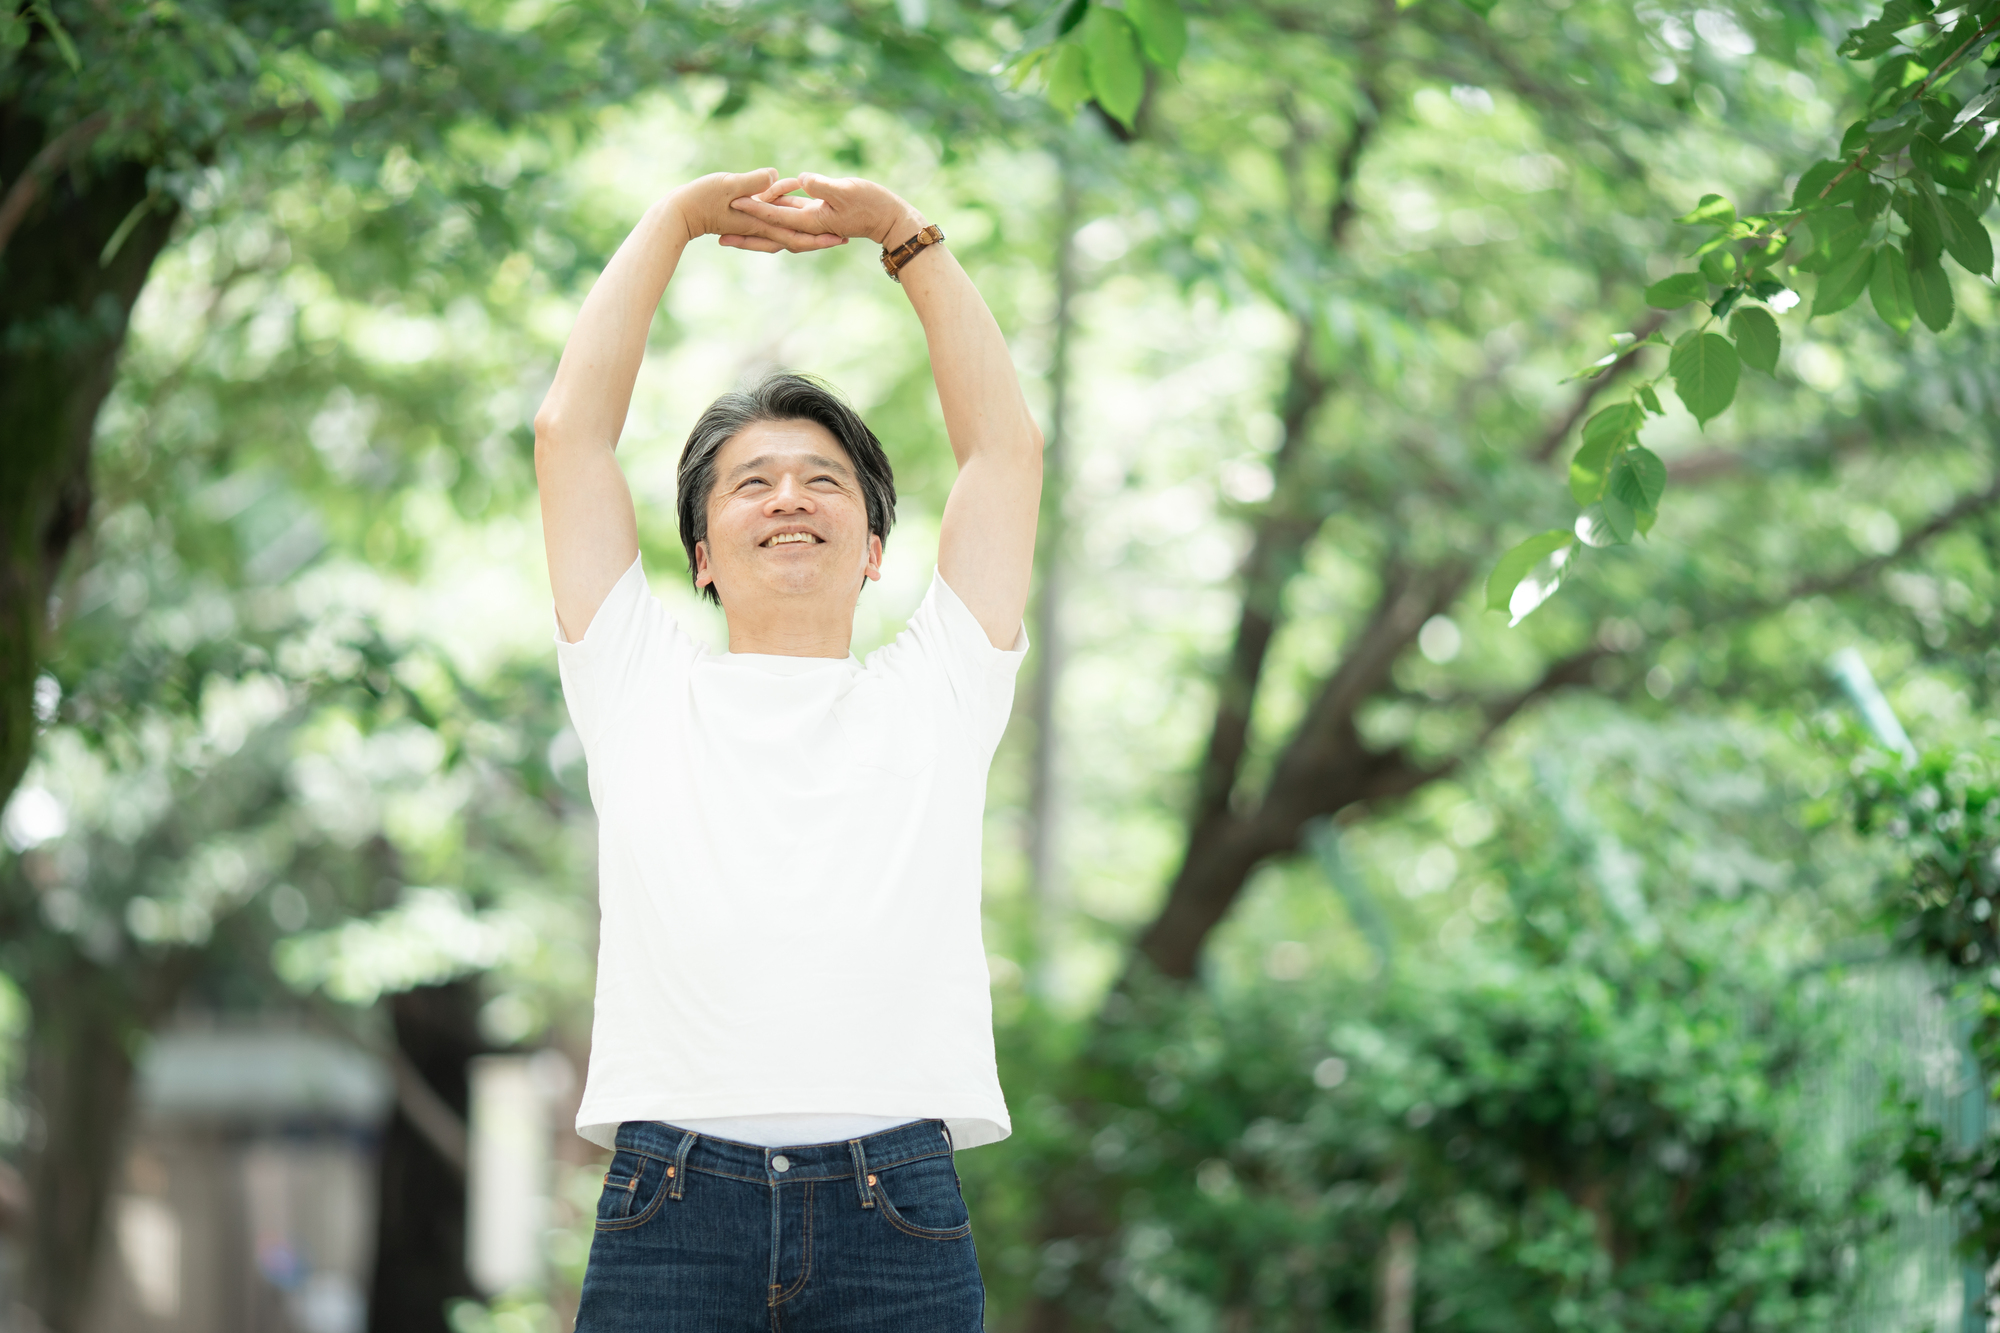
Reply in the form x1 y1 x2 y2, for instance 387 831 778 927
880 224 945 282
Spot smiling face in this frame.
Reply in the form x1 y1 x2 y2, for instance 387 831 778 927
693 418 883 612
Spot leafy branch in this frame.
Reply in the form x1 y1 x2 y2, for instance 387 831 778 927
1487 0 2000 620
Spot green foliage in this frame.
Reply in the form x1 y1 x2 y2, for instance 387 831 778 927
973 722 1897 1330
1010 0 1187 128
1668 331 1740 428
1487 0 2000 621
1852 745 2000 1266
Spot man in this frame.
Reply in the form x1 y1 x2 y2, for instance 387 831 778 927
535 168 1042 1331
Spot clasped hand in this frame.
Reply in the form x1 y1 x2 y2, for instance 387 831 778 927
669 169 923 255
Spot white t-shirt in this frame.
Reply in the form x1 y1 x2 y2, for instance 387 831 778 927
555 557 1027 1151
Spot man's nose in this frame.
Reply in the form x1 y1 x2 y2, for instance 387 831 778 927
765 475 816 512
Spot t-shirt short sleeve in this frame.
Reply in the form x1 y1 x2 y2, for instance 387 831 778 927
553 557 699 753
882 571 1029 755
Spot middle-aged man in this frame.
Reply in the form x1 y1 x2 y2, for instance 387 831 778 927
534 167 1042 1330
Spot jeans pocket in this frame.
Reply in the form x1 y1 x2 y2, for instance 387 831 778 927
872 1155 972 1240
595 1149 668 1231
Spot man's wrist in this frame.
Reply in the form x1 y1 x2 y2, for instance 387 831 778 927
652 194 697 250
876 208 928 249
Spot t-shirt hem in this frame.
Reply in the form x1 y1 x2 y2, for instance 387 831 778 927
576 1098 1011 1151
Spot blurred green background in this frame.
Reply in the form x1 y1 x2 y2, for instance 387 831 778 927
3 0 1999 1330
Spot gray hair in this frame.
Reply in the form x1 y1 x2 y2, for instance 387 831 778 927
676 372 897 605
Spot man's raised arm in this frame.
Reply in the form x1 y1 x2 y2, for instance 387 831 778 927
728 177 1044 649
534 170 843 641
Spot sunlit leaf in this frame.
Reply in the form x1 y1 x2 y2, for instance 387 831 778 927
1668 331 1739 428
1045 39 1090 115
1124 0 1187 70
1082 6 1144 127
1729 306 1780 374
1678 193 1736 227
1486 530 1573 614
1609 444 1666 515
1644 273 1707 308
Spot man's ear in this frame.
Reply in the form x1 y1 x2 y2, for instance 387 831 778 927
863 532 884 583
694 540 714 589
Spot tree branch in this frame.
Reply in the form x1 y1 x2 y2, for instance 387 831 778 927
0 111 112 259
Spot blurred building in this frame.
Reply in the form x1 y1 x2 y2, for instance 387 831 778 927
72 1019 573 1333
85 1022 390 1333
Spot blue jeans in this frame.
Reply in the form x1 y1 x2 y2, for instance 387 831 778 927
574 1119 985 1332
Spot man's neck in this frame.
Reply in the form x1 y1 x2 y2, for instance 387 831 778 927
721 606 855 659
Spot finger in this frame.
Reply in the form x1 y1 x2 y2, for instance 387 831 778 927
731 196 820 227
722 168 779 194
783 234 850 254
798 172 843 198
719 234 785 253
757 176 803 202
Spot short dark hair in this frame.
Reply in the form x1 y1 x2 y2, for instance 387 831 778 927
676 372 898 605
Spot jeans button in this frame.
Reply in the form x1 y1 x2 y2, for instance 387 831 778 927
772 1155 791 1173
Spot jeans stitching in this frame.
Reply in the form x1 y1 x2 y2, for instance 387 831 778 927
872 1178 972 1241
595 1163 672 1232
768 1182 815 1306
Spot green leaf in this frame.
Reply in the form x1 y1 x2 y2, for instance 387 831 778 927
1668 331 1740 428
1902 192 1944 270
1909 254 1955 332
1914 131 1980 190
1730 306 1781 374
1601 488 1636 543
1569 433 1617 506
1644 272 1708 308
1082 7 1145 127
1678 193 1736 227
1486 531 1574 614
1940 196 1994 277
1639 385 1664 415
1582 401 1646 451
27 0 80 73
1574 504 1619 548
1056 0 1088 35
1457 0 1499 14
1609 445 1667 515
1869 243 1915 333
1699 249 1737 283
1124 0 1187 70
1856 183 1892 221
1811 244 1876 317
1793 160 1864 210
1570 403 1644 505
1045 39 1090 115
1710 285 1745 319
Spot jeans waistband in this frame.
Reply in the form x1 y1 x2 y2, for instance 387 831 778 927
612 1118 953 1185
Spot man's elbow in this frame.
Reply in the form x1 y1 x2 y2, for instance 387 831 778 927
531 409 568 476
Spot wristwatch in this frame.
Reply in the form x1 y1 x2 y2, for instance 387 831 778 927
881 224 945 282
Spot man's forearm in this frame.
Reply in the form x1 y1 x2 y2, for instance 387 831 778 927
892 215 1043 469
535 200 691 451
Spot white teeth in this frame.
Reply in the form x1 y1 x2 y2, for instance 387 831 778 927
766 533 818 546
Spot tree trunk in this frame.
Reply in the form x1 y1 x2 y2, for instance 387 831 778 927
20 947 193 1331
0 102 178 807
368 980 485 1332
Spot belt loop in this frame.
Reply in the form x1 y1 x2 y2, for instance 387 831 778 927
669 1131 695 1201
849 1138 875 1209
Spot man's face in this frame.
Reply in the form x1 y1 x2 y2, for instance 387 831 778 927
694 418 882 611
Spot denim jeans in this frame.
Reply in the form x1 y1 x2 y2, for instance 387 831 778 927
574 1119 985 1332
